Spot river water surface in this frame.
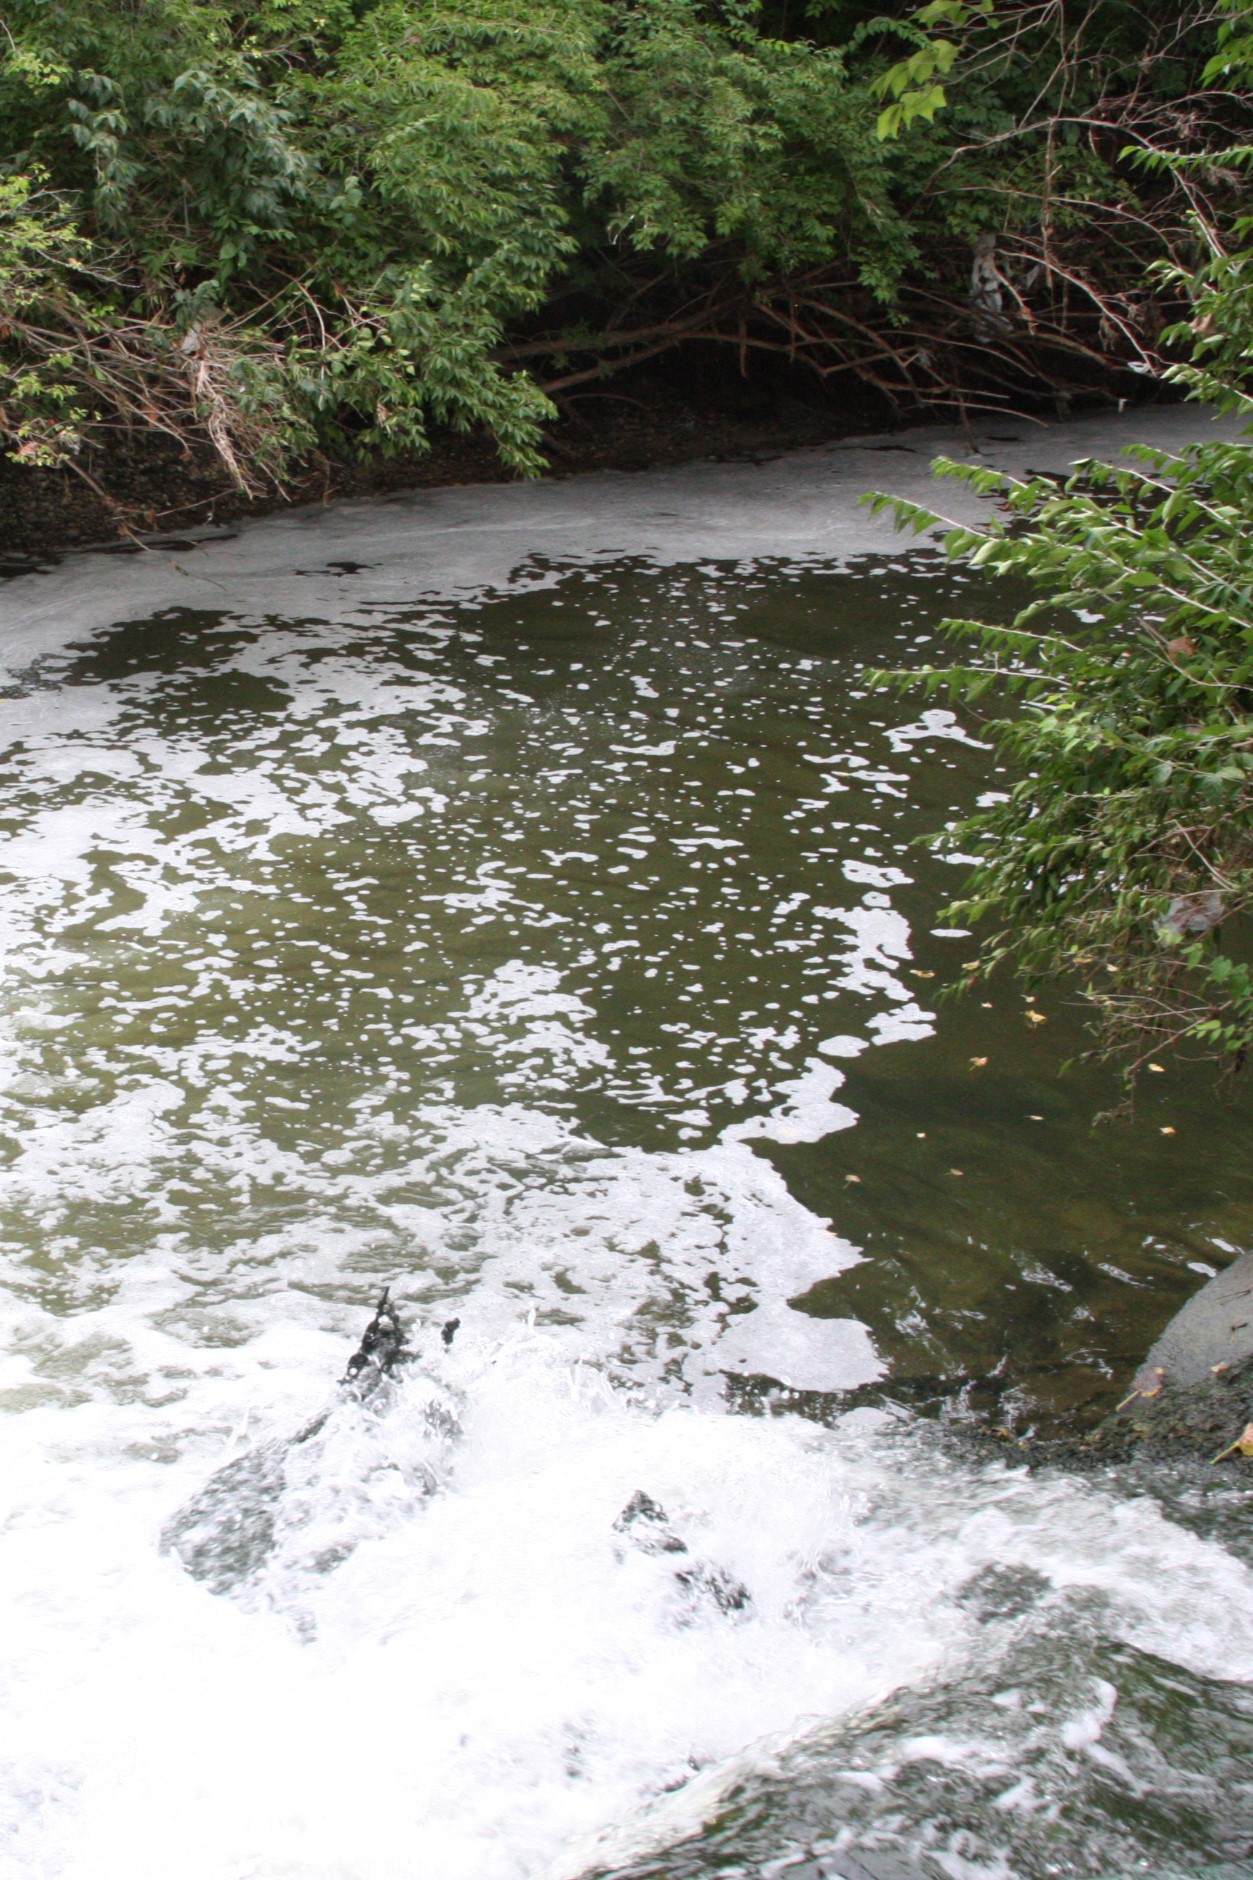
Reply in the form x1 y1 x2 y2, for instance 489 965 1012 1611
1 413 1252 1880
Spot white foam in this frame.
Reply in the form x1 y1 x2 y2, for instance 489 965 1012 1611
1 406 1240 666
4 1322 1253 1880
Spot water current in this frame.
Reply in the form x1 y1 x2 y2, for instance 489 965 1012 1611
1 413 1251 1880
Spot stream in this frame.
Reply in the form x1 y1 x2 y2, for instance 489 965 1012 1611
1 410 1251 1880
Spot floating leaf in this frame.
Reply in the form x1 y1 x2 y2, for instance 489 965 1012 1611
969 1055 988 1068
1212 1422 1253 1464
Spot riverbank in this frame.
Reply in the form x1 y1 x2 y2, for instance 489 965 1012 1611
7 402 1241 651
949 1252 1253 1472
0 366 898 564
0 366 1185 566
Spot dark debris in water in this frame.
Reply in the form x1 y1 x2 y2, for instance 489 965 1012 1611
614 1489 689 1555
341 1286 412 1396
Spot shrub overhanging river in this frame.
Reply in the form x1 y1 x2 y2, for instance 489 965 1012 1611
1 411 1251 1880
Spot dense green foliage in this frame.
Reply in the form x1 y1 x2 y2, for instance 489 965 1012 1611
868 3 1253 1094
870 433 1253 1091
0 0 1241 502
0 0 888 486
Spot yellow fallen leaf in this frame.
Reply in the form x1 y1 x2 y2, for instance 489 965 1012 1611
950 1168 964 1177
969 1056 988 1069
844 1173 861 1184
1160 1125 1177 1136
1148 1063 1166 1073
1117 1365 1165 1411
962 960 981 971
916 1131 927 1138
981 1001 993 1009
1025 1010 1048 1026
1212 1422 1253 1464
1029 1114 1044 1121
911 969 935 979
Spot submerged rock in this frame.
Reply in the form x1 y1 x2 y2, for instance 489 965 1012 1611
161 1437 291 1596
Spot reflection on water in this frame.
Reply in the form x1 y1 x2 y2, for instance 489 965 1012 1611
0 541 1250 1880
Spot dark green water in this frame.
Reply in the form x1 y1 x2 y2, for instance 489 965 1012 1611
7 553 1245 1407
1 539 1250 1880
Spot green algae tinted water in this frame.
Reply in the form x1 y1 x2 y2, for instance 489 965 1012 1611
0 424 1251 1880
2 554 1247 1413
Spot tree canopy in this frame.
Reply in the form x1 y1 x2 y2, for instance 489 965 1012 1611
0 0 1245 506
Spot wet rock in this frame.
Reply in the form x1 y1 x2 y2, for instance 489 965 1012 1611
1086 1353 1253 1466
674 1558 753 1617
614 1489 751 1616
160 1438 289 1596
614 1490 689 1555
954 1562 1051 1624
341 1286 412 1397
1134 1251 1253 1390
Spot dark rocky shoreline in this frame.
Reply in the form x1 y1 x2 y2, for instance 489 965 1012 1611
960 1253 1253 1474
